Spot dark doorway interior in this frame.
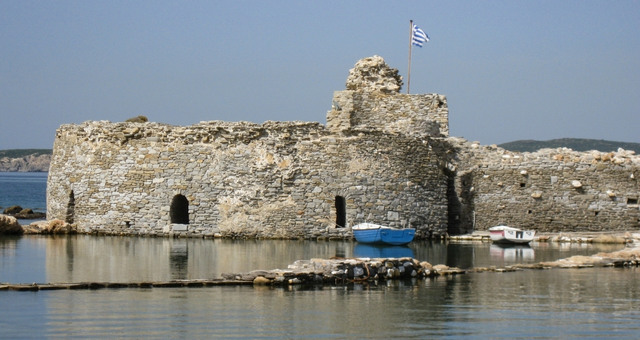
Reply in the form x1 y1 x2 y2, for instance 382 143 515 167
170 194 189 224
335 195 346 228
65 190 75 224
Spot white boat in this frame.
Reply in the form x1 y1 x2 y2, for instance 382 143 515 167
489 226 535 244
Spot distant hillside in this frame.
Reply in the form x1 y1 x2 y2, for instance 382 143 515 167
498 139 640 153
0 149 52 172
0 149 52 158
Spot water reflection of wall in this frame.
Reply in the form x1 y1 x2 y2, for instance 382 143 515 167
44 236 356 283
410 241 624 269
45 236 178 282
169 241 188 280
0 236 19 257
43 236 627 283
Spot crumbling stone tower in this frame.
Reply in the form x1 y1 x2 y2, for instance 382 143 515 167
327 55 449 137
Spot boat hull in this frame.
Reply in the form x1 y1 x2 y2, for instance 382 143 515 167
489 226 535 244
353 227 383 244
380 228 416 245
352 223 415 246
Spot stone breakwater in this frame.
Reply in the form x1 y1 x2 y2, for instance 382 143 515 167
3 246 640 291
221 257 463 285
0 257 465 291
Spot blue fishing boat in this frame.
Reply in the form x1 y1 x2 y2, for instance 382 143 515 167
352 223 415 246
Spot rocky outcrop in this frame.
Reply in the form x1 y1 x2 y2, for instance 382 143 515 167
0 154 51 172
2 205 46 219
2 206 23 215
0 214 23 234
22 219 76 234
515 245 640 269
0 215 75 234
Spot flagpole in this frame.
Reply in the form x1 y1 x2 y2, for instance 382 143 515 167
407 20 413 94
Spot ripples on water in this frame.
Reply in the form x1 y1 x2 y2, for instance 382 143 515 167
3 268 639 339
1 172 640 338
1 236 640 338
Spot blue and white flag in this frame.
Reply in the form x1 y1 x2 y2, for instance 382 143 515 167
412 24 429 47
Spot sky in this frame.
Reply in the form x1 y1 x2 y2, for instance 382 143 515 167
1 1 639 149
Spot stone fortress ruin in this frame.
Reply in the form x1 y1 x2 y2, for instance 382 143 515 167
47 56 640 239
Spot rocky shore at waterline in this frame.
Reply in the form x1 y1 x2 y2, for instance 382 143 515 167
3 213 639 245
0 215 75 235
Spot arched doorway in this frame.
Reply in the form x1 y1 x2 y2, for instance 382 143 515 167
65 190 75 224
170 194 189 224
335 195 346 228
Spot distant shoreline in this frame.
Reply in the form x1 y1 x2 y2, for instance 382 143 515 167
0 170 48 173
0 152 51 172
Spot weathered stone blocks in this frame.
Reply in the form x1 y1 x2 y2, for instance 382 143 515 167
48 120 449 239
46 56 640 239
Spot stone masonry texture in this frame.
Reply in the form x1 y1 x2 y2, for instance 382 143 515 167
46 56 640 239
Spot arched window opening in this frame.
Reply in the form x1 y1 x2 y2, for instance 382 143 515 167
335 195 346 228
65 190 75 224
170 194 189 224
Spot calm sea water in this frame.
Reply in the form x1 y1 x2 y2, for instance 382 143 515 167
0 171 47 213
1 172 640 338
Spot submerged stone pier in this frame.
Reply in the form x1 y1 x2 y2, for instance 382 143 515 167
0 257 464 291
3 244 640 291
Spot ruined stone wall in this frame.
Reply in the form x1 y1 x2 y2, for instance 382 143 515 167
47 54 640 239
449 138 640 233
47 120 449 239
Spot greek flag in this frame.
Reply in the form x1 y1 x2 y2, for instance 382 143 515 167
412 24 429 47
